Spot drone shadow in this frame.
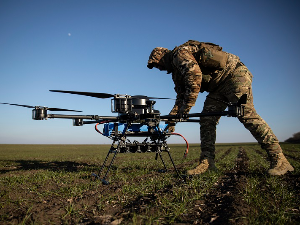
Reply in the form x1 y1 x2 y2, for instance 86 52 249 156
0 159 98 174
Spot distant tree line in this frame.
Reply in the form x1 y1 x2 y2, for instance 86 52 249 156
285 132 300 143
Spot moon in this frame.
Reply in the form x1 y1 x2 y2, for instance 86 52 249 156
68 33 71 36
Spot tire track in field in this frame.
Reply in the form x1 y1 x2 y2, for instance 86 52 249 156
215 147 233 163
251 147 265 157
196 147 251 224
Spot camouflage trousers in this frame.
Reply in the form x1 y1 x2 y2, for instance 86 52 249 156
200 63 282 159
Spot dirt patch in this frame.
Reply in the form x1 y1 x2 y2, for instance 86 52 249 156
283 173 300 221
181 147 251 224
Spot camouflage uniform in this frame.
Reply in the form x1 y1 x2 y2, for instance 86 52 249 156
148 40 294 175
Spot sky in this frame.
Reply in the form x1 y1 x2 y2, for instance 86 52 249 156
0 0 299 144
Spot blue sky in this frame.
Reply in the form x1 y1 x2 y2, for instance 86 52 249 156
0 0 299 144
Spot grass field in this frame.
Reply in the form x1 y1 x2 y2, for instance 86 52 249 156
0 143 299 224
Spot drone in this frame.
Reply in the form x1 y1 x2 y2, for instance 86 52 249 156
1 90 246 184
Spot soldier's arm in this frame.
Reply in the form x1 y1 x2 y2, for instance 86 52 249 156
169 77 184 115
172 47 202 114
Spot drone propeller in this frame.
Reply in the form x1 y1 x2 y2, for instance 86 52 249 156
131 95 173 100
49 90 114 98
49 90 173 100
0 103 82 112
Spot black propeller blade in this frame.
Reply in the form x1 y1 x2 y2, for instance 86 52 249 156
132 95 173 100
1 103 34 108
50 90 114 98
0 103 82 112
46 107 82 112
49 90 173 100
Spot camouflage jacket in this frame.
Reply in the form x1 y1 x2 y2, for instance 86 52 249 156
168 41 240 115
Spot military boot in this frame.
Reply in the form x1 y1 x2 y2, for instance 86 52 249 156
268 152 294 175
187 158 217 175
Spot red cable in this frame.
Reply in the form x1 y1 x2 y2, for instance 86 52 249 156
95 123 102 135
95 121 110 135
171 132 189 158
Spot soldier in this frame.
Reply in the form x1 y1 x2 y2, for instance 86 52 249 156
147 40 294 176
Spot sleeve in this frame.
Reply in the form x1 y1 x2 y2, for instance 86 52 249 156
169 73 184 115
171 46 202 114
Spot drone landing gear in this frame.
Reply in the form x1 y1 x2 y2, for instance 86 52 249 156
155 147 181 176
92 138 182 185
92 138 122 185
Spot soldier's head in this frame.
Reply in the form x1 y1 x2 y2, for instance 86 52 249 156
147 47 171 71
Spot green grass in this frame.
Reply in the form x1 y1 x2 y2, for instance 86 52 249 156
0 143 299 224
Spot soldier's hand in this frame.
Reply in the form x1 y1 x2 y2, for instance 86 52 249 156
178 106 192 118
166 121 176 133
168 125 175 133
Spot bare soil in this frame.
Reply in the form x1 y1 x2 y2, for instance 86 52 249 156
178 147 250 224
1 144 299 224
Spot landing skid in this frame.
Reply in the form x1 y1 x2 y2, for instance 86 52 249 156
92 137 183 185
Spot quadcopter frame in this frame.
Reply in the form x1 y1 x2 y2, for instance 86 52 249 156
1 91 246 184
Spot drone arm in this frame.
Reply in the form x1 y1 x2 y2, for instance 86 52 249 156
184 111 229 118
47 114 118 120
161 104 244 122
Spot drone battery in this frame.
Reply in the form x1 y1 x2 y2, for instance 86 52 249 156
102 123 168 137
128 123 168 133
128 124 148 132
103 123 120 137
103 123 146 137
